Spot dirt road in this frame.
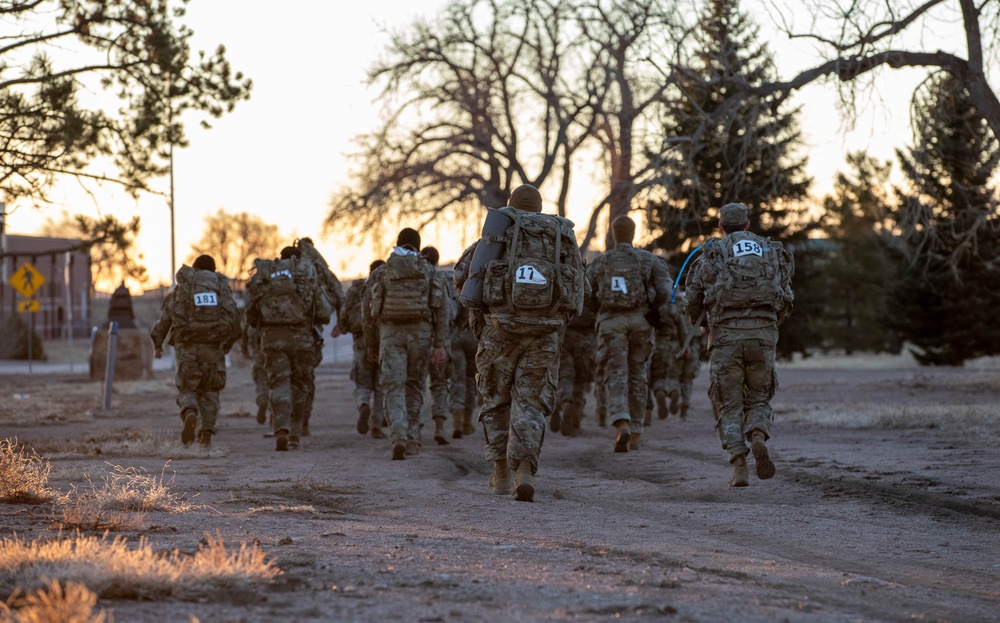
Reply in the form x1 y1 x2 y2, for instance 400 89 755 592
1 356 998 622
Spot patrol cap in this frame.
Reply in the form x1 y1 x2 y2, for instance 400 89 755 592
719 203 749 228
192 254 216 271
509 184 542 213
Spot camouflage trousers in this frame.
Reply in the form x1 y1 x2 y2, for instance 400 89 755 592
449 326 479 420
644 331 681 419
173 343 226 435
597 312 653 433
351 334 385 428
302 336 324 431
557 326 596 426
260 327 317 436
677 337 702 412
708 338 776 463
428 354 450 422
476 320 559 475
379 321 432 446
250 342 269 412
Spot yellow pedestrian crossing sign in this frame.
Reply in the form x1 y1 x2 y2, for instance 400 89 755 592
10 262 45 298
17 299 40 313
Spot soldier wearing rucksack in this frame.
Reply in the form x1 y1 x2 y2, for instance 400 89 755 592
333 260 386 439
151 254 241 449
420 246 460 446
245 246 333 451
363 228 449 461
587 215 676 453
464 184 586 502
685 202 794 487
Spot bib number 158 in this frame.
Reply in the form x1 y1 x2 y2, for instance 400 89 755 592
733 240 763 258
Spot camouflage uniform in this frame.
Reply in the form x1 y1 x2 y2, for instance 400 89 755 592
240 320 270 424
296 239 344 435
427 267 457 437
685 208 793 479
150 265 241 442
339 278 385 433
554 302 596 436
473 197 586 500
364 247 448 455
587 242 674 447
246 256 332 447
673 295 702 418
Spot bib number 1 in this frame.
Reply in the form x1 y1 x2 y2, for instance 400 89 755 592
611 276 628 294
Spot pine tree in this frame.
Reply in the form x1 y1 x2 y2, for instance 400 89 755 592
888 73 1000 365
648 0 811 253
820 153 901 354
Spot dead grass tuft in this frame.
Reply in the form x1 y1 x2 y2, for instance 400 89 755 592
0 532 281 600
0 439 57 505
0 580 107 623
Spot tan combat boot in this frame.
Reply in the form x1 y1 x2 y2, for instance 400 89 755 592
391 441 406 460
750 430 775 480
288 435 300 450
628 431 641 451
512 463 534 502
433 417 449 445
451 408 464 439
489 458 511 495
405 440 421 456
275 430 289 452
198 430 212 449
613 420 631 453
655 390 669 420
729 454 749 487
356 404 371 435
256 402 268 425
181 409 197 446
669 389 680 415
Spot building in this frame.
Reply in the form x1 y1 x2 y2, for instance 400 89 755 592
1 234 93 339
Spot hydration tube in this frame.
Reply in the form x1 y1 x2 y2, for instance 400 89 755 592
670 240 714 302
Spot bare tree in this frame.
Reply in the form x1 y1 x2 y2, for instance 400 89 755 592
326 0 595 238
188 210 282 282
573 0 689 250
755 0 1000 140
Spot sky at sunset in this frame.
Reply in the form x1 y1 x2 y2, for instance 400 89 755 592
3 0 958 290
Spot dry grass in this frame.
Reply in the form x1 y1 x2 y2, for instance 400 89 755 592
0 580 107 623
783 403 1000 442
0 532 281 600
57 462 192 532
0 440 57 505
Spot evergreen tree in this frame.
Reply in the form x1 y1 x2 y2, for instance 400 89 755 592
888 73 1000 365
648 0 811 254
820 152 901 354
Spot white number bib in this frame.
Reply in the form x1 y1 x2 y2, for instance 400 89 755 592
611 276 628 294
194 291 219 307
515 265 548 285
733 240 763 258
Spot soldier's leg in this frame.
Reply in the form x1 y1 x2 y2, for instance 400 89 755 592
174 347 202 445
554 337 574 434
507 330 558 474
300 340 322 436
404 332 433 451
264 347 293 451
476 323 515 464
379 326 409 454
428 347 450 444
370 364 387 438
461 333 479 435
743 339 777 479
251 345 269 425
195 347 226 438
597 318 630 425
625 322 654 445
708 342 749 463
289 346 316 446
448 337 468 438
571 333 596 433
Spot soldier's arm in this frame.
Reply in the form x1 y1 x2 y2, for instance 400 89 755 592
684 260 708 325
647 253 673 309
453 241 478 291
149 292 175 350
361 267 383 348
429 274 450 349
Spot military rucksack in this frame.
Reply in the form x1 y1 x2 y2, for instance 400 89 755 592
481 207 584 317
342 280 366 334
373 249 433 322
248 257 324 327
171 265 238 343
594 245 647 312
703 231 793 316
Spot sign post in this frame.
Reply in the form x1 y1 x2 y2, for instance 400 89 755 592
11 262 46 374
